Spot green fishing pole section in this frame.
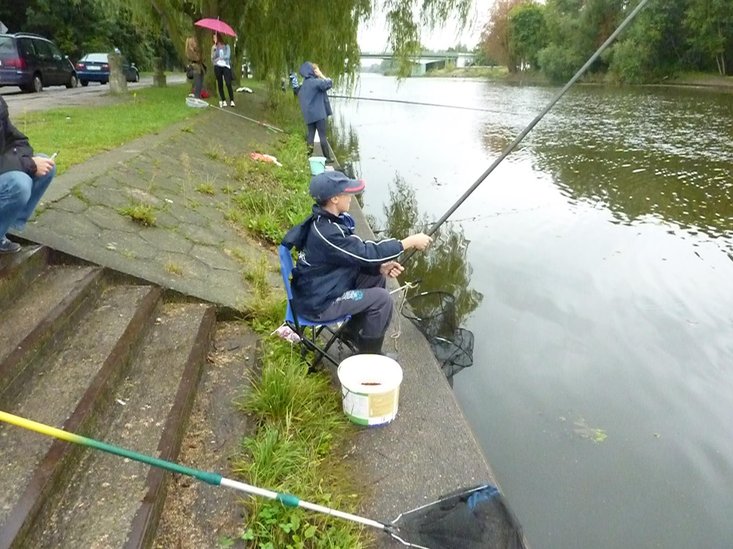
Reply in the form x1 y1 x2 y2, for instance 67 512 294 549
0 410 387 531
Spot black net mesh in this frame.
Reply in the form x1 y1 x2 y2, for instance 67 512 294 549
403 291 457 340
430 328 475 378
391 484 526 549
403 292 474 378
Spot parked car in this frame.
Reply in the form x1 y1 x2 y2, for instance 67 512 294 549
0 32 78 92
75 52 140 86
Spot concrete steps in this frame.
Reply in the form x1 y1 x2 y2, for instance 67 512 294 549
0 247 219 548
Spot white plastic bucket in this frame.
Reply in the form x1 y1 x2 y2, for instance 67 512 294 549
308 156 327 175
337 355 403 426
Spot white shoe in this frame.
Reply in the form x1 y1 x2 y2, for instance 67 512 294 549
229 100 235 107
219 100 226 108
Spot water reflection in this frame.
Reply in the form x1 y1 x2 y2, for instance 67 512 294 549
530 87 733 256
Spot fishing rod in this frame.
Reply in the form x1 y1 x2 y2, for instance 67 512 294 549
0 410 509 548
329 94 496 113
402 0 651 261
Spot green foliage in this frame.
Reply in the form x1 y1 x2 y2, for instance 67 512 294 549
685 0 733 75
509 2 547 70
234 340 365 547
481 0 733 82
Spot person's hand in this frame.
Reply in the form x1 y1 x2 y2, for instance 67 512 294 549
380 260 404 279
33 156 55 176
401 233 432 251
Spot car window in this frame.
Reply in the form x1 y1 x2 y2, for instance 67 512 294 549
48 41 63 60
0 36 16 58
17 38 36 57
83 53 108 63
33 39 53 60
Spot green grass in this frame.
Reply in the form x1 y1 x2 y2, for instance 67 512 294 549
17 85 202 175
235 325 366 548
118 203 157 226
225 132 313 244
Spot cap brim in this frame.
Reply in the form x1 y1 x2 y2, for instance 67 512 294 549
343 179 365 194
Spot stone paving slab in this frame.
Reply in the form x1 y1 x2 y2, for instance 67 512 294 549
17 107 281 312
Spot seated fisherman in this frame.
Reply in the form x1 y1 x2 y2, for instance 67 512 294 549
282 171 432 355
0 96 56 253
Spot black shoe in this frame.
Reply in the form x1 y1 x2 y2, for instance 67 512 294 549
0 237 21 254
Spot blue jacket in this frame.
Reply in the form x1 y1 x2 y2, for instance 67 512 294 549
297 62 333 124
282 205 404 318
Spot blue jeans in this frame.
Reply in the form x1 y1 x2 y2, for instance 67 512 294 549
0 157 56 238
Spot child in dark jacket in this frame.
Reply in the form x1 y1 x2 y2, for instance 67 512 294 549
0 97 56 253
282 171 431 354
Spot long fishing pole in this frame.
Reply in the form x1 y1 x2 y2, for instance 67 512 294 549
330 94 496 113
403 0 651 261
0 411 405 540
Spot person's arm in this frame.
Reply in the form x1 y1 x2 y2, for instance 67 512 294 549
5 119 37 175
313 221 403 266
224 45 231 65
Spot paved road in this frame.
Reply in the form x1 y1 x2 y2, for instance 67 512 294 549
1 74 186 115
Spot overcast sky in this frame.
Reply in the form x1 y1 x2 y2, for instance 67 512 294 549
357 0 493 52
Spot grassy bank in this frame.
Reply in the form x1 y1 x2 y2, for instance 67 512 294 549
17 84 202 175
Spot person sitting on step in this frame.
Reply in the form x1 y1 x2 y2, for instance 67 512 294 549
0 97 56 254
282 171 432 355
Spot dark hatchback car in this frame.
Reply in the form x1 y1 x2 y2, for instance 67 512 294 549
76 52 140 86
0 33 77 92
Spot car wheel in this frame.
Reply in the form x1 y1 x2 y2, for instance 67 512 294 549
66 74 78 89
80 80 89 87
32 74 43 93
101 80 108 85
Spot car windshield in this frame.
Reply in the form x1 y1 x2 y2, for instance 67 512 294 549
82 53 108 63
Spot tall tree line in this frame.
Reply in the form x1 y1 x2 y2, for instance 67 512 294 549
2 0 474 82
481 0 733 83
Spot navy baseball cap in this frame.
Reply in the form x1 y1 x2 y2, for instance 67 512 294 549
309 171 365 202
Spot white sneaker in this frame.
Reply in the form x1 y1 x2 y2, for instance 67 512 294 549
229 100 235 107
219 100 226 108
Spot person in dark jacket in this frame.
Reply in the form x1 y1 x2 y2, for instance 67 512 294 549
0 97 56 254
297 61 334 161
282 171 432 354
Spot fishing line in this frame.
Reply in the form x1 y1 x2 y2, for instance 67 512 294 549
399 0 651 262
185 96 284 132
330 94 498 113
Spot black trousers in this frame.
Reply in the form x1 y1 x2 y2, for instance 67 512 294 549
214 65 234 102
306 118 332 160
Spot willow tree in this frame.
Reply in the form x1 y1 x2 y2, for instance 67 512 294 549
118 0 472 83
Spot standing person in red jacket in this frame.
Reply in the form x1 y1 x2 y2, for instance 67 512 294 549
0 97 56 254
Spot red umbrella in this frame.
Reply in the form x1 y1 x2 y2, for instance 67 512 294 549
195 18 236 37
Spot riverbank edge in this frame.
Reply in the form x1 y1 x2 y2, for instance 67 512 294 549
422 66 733 92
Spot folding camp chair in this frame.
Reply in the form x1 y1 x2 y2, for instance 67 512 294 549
277 245 355 369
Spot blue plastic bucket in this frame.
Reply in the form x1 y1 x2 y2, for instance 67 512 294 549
308 156 327 175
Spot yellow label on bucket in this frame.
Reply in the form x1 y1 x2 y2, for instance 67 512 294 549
369 390 398 418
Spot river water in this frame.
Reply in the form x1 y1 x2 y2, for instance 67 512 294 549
331 73 733 548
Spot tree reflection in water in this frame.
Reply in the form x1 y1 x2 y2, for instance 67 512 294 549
379 176 484 382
